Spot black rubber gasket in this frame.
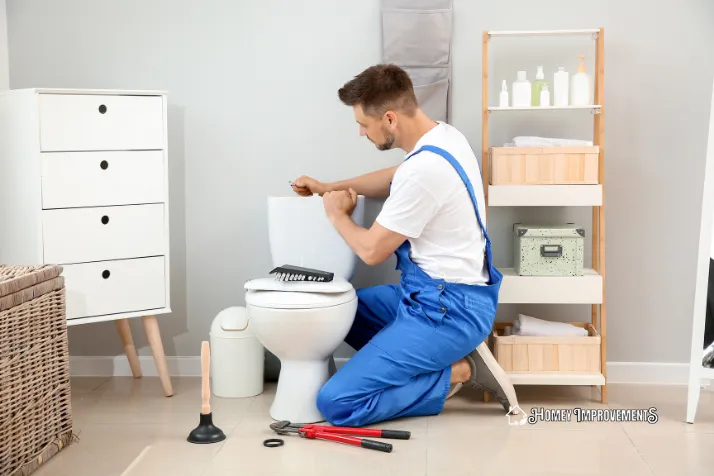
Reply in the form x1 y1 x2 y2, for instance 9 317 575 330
263 438 284 448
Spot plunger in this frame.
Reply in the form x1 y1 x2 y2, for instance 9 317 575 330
187 341 226 444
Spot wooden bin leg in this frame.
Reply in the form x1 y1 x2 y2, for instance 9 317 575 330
115 319 142 378
141 315 174 397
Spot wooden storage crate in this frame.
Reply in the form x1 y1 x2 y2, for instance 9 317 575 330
0 265 75 476
490 322 601 374
490 146 599 185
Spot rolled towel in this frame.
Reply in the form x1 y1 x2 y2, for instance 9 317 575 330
510 136 594 147
513 314 588 337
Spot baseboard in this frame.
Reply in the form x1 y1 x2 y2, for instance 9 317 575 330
70 356 705 386
70 356 203 378
605 362 690 385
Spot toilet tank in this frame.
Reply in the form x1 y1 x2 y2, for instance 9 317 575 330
267 194 365 281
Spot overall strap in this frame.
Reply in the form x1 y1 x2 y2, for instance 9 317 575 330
405 145 491 247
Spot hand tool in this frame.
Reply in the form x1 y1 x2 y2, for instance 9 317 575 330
270 264 334 282
299 423 411 440
187 341 226 444
269 420 411 453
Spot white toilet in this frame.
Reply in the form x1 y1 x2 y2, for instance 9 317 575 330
244 194 365 423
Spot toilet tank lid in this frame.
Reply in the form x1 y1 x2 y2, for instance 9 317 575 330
244 277 353 293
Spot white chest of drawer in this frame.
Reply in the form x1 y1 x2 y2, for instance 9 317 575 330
0 88 171 325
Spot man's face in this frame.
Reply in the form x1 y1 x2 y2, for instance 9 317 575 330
353 105 396 151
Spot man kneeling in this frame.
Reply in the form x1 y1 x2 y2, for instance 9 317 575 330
291 64 519 427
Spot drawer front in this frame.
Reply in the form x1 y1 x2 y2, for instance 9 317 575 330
41 151 165 209
38 94 164 152
42 204 165 264
61 257 166 320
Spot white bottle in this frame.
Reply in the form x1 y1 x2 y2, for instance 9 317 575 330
539 83 550 107
499 80 509 108
512 71 531 108
553 67 569 106
570 55 591 106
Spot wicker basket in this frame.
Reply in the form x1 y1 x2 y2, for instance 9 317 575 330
0 265 75 476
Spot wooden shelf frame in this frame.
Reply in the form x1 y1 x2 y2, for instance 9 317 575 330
481 28 607 403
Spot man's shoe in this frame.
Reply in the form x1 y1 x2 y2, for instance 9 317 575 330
464 342 519 412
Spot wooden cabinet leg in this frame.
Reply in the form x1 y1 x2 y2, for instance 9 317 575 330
115 319 142 378
141 315 174 397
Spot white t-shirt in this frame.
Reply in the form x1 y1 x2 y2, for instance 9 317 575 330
376 122 490 285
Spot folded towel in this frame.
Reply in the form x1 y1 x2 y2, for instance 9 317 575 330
513 314 588 337
503 136 594 148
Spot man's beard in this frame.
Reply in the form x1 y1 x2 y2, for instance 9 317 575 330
368 126 395 151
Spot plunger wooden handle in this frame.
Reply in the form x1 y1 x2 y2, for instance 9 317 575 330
201 341 211 415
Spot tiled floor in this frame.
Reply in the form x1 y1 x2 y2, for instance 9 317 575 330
30 377 714 476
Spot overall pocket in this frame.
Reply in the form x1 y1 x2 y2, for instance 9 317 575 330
407 286 448 326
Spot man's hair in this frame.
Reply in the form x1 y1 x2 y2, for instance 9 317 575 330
338 64 418 117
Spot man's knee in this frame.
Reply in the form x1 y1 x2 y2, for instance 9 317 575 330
316 377 352 426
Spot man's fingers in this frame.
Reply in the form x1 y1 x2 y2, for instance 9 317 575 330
292 184 311 197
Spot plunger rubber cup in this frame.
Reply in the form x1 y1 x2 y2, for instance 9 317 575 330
187 412 226 444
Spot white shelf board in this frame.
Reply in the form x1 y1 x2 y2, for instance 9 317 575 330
498 268 603 304
488 105 601 112
488 184 602 207
487 29 600 38
507 372 606 386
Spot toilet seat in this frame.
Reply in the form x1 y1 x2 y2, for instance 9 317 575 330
245 277 356 309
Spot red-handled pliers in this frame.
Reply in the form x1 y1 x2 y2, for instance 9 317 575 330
269 420 411 453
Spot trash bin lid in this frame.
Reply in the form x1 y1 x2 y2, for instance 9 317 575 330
210 306 255 339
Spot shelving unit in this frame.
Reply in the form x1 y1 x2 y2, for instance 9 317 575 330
482 28 607 402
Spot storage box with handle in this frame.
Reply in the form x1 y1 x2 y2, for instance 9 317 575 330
490 146 599 185
513 223 585 276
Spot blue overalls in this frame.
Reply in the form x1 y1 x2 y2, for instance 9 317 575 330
316 145 503 427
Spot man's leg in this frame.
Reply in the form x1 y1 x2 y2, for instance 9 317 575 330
317 299 466 427
344 284 402 352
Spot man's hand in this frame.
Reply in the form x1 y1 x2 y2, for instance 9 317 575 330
292 175 329 197
323 188 357 221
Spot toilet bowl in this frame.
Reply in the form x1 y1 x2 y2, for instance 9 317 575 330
244 194 365 423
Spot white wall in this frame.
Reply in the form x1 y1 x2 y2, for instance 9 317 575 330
0 0 8 89
5 0 714 372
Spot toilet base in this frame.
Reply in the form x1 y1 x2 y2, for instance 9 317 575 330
270 358 331 424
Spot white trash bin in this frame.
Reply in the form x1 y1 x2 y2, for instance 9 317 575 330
210 306 264 398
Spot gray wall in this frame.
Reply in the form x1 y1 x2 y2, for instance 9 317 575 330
6 0 714 367
0 0 7 89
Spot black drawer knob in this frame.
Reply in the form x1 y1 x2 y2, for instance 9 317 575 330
101 215 109 225
100 160 108 170
98 104 107 114
102 270 110 279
